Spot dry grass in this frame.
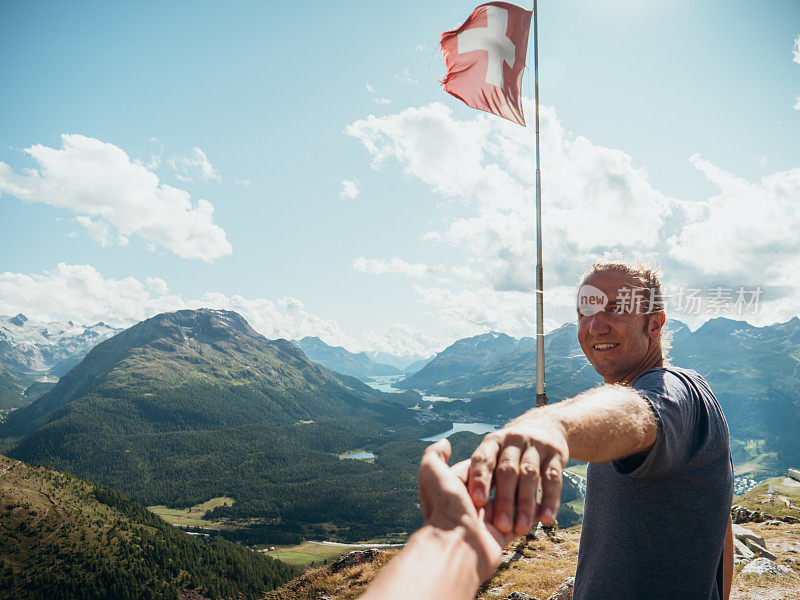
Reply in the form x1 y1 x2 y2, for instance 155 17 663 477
266 520 800 600
264 550 398 600
730 521 800 600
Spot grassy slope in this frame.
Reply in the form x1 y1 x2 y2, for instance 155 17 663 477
0 455 297 600
734 475 800 519
148 496 235 529
267 521 800 600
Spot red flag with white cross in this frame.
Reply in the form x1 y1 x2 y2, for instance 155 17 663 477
440 2 532 126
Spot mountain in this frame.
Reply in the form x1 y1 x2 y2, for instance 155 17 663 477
403 357 432 375
4 309 412 438
396 317 800 471
0 454 297 600
398 332 529 394
396 327 601 419
364 350 432 372
1 309 435 542
292 337 401 381
0 365 25 410
0 313 120 376
667 317 800 469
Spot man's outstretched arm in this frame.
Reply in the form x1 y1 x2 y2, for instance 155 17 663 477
468 385 657 535
361 440 513 600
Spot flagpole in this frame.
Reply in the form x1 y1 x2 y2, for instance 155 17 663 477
533 0 548 407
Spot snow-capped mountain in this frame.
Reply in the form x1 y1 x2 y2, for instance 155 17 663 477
0 314 121 376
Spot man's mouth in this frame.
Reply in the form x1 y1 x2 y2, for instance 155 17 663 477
593 343 619 351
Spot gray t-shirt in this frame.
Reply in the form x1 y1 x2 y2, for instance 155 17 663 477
572 366 733 600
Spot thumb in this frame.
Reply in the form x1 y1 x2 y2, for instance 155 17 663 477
424 438 452 465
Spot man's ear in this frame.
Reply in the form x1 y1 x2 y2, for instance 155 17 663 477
649 312 666 338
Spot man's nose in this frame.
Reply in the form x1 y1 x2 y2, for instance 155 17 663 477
587 311 610 335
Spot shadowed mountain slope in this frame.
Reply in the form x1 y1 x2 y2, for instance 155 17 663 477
292 336 401 381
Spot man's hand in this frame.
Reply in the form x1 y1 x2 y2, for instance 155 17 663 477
468 413 569 536
419 439 514 581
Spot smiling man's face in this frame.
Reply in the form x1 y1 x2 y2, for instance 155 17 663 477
577 270 660 383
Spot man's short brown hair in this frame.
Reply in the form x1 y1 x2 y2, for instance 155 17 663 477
580 262 665 315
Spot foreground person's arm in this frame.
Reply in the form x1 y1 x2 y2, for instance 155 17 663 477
361 440 513 600
468 385 658 535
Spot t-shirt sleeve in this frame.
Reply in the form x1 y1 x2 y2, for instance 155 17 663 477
611 369 696 478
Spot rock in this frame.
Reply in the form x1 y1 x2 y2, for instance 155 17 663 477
506 593 539 600
734 555 750 565
487 586 505 596
734 538 755 561
783 515 800 524
546 577 574 600
733 524 766 548
330 549 382 572
764 520 783 526
744 539 777 561
551 536 564 544
741 557 789 576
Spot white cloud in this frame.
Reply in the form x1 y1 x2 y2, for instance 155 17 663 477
347 101 800 334
0 263 357 348
169 146 221 183
348 101 674 292
0 134 232 262
756 155 767 166
145 276 169 296
668 155 800 287
339 179 360 200
362 323 440 358
76 216 114 247
354 257 435 277
794 97 800 111
234 178 250 187
364 82 391 106
793 35 800 65
395 69 418 84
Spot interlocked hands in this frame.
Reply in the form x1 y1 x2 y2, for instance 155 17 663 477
418 439 514 581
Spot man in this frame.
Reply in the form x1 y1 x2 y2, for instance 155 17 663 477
467 262 734 599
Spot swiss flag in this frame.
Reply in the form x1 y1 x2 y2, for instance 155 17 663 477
440 2 531 126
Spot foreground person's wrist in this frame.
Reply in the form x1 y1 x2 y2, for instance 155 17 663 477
413 516 499 583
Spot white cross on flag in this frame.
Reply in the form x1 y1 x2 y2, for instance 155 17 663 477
440 2 531 126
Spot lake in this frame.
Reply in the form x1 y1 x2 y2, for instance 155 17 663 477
365 376 404 393
421 422 498 442
343 451 376 460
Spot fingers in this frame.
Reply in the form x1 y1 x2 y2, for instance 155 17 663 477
451 459 470 483
492 444 522 534
468 437 501 507
537 455 564 525
481 505 515 550
418 440 452 521
513 445 541 535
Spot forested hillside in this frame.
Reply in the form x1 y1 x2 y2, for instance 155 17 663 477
0 365 25 410
0 454 297 600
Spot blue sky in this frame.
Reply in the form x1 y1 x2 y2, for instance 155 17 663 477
1 0 799 357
